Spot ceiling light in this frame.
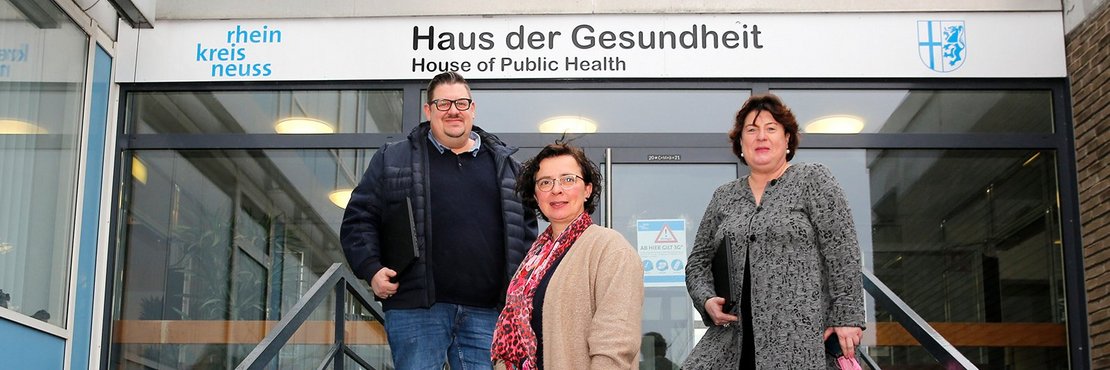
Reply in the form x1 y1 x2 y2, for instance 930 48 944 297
804 115 864 134
329 188 353 208
275 117 335 134
132 157 148 185
538 116 598 134
0 119 48 134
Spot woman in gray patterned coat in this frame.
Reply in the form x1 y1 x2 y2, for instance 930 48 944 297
684 94 865 369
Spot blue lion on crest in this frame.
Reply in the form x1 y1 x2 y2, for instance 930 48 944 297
942 24 965 67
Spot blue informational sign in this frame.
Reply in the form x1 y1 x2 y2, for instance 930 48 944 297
636 219 687 287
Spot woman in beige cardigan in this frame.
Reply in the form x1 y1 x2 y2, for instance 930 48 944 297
492 143 644 370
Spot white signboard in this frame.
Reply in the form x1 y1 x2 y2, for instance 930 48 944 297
115 12 1066 82
637 219 687 288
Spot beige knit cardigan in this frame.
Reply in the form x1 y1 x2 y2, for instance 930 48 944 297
498 225 645 369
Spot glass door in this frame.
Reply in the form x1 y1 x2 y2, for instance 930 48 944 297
596 147 739 368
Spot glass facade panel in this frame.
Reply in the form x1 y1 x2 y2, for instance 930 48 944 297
111 85 1073 369
864 149 1064 368
782 148 1064 368
129 90 403 134
111 148 371 369
344 289 392 370
467 90 750 133
0 0 89 327
773 90 1054 134
266 295 336 369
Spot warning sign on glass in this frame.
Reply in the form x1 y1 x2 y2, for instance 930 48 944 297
636 219 687 287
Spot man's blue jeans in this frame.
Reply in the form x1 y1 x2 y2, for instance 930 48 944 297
384 303 500 370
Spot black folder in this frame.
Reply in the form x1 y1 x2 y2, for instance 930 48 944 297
711 236 737 314
381 197 419 277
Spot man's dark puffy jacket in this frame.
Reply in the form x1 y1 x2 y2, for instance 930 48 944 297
340 122 538 310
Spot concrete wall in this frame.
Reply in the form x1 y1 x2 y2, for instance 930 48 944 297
1064 0 1109 32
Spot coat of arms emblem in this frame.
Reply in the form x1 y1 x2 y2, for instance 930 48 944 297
918 20 966 72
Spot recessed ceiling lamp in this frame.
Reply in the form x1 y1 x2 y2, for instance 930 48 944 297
804 115 865 134
329 188 353 208
0 119 48 134
275 117 335 134
538 116 598 134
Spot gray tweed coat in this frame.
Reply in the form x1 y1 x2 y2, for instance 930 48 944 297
684 163 865 369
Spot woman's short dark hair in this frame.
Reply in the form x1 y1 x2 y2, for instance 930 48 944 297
516 143 603 221
728 94 800 165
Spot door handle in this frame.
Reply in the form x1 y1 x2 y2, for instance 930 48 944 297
605 147 612 228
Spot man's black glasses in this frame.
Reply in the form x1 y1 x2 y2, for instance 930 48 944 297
429 98 473 111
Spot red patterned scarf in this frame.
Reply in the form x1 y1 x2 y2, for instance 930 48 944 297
491 212 593 369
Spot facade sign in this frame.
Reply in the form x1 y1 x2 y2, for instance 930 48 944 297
195 25 282 78
917 20 967 73
637 219 687 288
116 12 1065 82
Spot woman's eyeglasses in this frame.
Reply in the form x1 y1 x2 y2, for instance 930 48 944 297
536 174 583 192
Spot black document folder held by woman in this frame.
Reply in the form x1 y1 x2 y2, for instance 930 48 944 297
711 236 737 314
381 197 419 276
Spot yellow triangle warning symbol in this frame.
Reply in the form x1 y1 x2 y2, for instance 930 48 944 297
655 224 679 243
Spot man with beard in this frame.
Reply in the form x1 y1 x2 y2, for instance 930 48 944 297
341 71 537 369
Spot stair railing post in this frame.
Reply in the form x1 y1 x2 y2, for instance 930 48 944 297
334 279 346 370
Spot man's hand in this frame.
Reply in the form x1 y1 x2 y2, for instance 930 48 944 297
371 268 398 299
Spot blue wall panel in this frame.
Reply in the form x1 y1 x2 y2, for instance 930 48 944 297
0 318 65 369
71 44 113 370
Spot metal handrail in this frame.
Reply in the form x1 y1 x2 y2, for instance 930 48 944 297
862 270 978 370
235 264 964 369
236 263 385 370
860 348 881 370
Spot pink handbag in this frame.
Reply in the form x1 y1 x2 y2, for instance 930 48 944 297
836 356 863 370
